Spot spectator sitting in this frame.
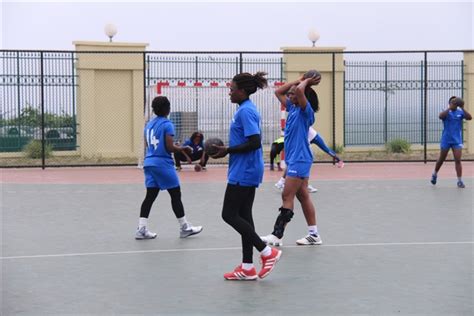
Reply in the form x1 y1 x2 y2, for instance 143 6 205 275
174 131 209 171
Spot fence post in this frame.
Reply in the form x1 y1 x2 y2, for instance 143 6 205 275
239 53 243 73
423 51 428 163
143 52 147 115
40 52 45 169
16 52 21 152
332 53 336 165
384 60 388 144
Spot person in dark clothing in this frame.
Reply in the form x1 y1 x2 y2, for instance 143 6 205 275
174 131 209 171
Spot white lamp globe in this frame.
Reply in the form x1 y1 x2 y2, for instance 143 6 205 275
308 28 320 47
104 23 117 42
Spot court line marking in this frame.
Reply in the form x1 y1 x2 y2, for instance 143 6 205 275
1 241 472 260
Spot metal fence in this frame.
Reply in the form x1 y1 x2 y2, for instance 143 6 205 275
145 53 285 147
0 50 471 168
344 59 464 146
0 52 77 156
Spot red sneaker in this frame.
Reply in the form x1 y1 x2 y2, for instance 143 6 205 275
224 265 258 281
258 248 282 279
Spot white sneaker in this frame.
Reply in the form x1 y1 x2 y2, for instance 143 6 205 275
296 234 322 245
336 160 345 168
274 182 284 191
260 234 283 246
135 226 157 240
180 223 203 238
307 185 318 193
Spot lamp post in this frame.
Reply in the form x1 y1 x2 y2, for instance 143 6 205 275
104 24 117 42
307 28 320 47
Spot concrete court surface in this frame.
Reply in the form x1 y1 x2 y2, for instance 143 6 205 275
1 162 473 315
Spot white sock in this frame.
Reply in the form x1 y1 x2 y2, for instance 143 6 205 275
308 225 318 236
138 217 148 229
433 171 437 176
242 263 254 270
458 177 462 182
261 246 272 257
177 216 187 227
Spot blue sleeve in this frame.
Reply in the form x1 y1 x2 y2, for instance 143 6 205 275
183 140 192 146
303 101 315 125
285 98 292 112
164 121 174 136
240 108 260 137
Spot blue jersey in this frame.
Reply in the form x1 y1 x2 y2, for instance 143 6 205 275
183 139 204 155
441 108 465 145
284 99 315 164
228 99 264 187
143 116 175 167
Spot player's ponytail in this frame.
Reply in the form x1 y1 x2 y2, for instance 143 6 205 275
233 72 268 96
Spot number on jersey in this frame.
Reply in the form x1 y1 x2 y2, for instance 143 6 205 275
146 129 159 150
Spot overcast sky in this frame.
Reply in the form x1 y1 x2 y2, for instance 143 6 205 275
1 0 473 51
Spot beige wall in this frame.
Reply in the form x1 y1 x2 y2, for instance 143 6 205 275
281 47 345 149
74 41 148 158
464 51 474 154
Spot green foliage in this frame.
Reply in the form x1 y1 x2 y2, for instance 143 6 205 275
1 106 76 129
23 140 53 159
334 144 344 154
386 139 411 154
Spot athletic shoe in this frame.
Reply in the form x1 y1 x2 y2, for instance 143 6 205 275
258 248 282 279
336 160 345 168
457 180 465 188
260 234 283 246
201 166 207 171
270 165 275 171
175 166 182 171
135 226 157 240
224 265 258 281
307 185 318 193
296 234 322 245
430 174 437 185
274 182 284 192
180 223 203 238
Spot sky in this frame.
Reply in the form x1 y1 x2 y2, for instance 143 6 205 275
1 0 473 51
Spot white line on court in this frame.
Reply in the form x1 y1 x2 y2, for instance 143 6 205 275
1 241 472 260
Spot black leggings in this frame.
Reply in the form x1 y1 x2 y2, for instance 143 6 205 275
174 151 209 167
221 184 267 263
140 187 185 219
270 142 284 166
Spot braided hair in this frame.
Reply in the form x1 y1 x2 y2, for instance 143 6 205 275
232 71 268 96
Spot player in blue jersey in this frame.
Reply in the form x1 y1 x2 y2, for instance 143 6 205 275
274 126 344 193
211 72 281 280
174 131 209 171
135 96 203 239
431 96 471 188
261 74 323 246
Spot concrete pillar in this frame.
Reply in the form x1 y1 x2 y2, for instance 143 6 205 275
463 51 474 154
281 47 345 150
73 41 148 159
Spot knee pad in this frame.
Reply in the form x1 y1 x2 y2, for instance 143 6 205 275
272 207 294 238
278 207 294 223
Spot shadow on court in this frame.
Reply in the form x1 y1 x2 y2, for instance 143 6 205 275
1 164 473 315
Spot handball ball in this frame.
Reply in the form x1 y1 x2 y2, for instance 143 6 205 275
194 164 202 172
303 69 321 79
451 97 464 108
204 138 224 157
